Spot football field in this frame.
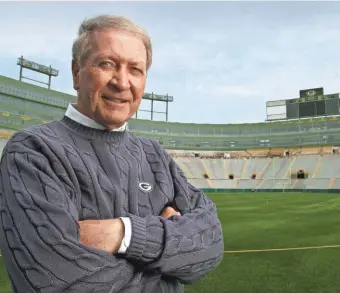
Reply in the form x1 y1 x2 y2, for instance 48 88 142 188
1 192 340 293
185 192 340 293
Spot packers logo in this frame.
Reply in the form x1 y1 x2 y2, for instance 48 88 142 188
307 90 316 96
138 182 153 193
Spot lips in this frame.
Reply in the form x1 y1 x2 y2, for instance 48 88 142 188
101 94 127 104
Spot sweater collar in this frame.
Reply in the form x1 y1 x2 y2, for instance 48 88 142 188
59 105 130 143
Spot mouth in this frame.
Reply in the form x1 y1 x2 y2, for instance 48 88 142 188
101 94 128 104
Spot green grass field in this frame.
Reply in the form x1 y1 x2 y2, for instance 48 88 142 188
1 192 340 293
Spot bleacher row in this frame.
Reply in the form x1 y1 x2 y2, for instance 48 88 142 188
173 154 340 190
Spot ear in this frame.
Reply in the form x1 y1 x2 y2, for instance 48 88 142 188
72 59 80 90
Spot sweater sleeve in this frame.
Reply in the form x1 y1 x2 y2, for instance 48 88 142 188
125 143 224 284
0 133 149 293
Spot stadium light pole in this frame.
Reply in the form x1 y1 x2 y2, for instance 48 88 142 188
166 94 169 121
135 92 174 122
17 56 59 89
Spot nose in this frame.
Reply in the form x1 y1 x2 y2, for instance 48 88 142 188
110 67 130 91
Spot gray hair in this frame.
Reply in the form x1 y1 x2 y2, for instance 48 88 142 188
72 14 152 70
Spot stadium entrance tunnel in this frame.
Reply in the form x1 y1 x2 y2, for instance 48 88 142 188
203 173 209 179
297 169 307 179
228 174 234 180
251 173 257 179
291 169 309 179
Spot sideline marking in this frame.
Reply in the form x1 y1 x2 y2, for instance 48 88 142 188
1 245 340 257
224 244 340 254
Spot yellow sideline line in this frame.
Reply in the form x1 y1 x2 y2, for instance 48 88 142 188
2 245 340 258
224 244 340 254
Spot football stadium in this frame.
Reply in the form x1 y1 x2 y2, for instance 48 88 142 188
1 59 340 293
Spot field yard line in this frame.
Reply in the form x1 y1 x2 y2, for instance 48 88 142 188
224 244 340 254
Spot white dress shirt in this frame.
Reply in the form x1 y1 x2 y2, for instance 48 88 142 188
65 104 132 254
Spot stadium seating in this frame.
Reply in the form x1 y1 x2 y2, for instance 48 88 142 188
173 154 340 190
0 139 7 155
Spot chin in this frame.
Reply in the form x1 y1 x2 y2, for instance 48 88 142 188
99 111 130 129
103 118 128 129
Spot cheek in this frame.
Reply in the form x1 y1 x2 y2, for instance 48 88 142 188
133 97 143 109
90 72 106 92
131 79 146 103
81 68 108 92
130 91 143 113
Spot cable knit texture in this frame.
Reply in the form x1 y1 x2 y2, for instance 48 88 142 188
0 116 224 293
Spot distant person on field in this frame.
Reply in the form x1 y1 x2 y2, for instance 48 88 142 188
0 14 223 293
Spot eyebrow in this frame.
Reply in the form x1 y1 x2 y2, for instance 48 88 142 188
96 55 146 66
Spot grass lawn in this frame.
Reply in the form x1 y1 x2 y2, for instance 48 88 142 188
1 192 340 293
185 192 340 293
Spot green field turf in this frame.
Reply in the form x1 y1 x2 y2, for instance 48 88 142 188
185 192 340 293
1 192 340 293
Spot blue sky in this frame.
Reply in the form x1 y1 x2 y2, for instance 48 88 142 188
0 1 340 124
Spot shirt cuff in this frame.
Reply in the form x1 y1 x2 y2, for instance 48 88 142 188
118 217 132 254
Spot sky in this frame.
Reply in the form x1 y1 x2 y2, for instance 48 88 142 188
0 1 340 124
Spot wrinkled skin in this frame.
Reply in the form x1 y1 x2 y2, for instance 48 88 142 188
72 29 147 130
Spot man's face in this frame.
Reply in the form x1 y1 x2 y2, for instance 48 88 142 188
72 29 147 130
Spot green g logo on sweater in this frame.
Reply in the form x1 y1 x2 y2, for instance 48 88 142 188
138 182 153 193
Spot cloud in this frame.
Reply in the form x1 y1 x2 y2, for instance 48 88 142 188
0 19 75 59
208 85 260 97
0 1 340 125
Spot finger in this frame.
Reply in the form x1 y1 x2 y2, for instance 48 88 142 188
167 211 181 218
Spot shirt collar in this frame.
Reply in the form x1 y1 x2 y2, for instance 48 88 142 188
64 103 127 132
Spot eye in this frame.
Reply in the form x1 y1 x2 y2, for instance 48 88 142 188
99 61 116 68
131 67 145 75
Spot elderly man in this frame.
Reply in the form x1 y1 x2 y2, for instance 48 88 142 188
0 14 223 293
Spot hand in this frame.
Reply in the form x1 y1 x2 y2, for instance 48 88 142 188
78 219 124 254
160 206 181 218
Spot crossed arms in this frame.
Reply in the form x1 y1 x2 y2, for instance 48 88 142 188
78 206 181 255
0 135 224 292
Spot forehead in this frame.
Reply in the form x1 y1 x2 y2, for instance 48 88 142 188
88 29 147 64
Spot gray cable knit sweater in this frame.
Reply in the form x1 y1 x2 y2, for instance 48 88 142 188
0 116 224 293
